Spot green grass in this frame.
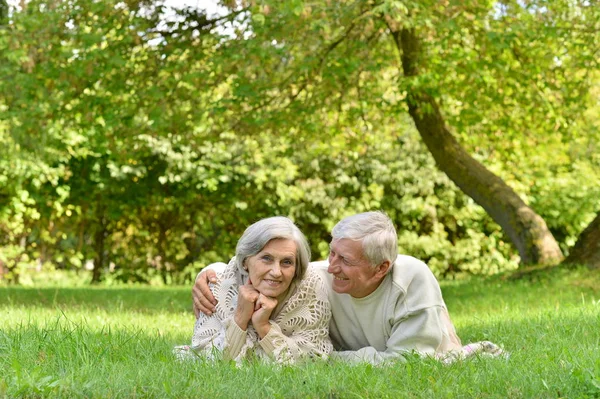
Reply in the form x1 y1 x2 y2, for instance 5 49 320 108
1 268 599 398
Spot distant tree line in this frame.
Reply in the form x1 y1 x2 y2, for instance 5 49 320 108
1 0 598 284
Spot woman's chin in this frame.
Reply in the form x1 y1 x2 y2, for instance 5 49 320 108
257 284 289 299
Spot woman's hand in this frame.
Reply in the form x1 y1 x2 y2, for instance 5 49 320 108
234 281 260 330
252 294 278 339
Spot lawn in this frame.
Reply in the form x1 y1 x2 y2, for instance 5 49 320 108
1 267 599 398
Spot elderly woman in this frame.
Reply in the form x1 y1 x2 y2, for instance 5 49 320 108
176 216 332 364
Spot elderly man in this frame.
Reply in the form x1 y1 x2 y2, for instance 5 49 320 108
193 211 464 364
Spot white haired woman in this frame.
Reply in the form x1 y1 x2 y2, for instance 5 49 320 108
175 216 332 364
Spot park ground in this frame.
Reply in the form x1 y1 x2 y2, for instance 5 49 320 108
1 267 599 398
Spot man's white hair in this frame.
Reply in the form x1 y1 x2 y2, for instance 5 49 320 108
331 211 398 267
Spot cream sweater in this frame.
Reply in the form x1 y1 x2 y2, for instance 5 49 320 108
185 258 332 364
311 255 462 364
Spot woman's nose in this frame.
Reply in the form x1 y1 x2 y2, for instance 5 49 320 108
271 264 282 277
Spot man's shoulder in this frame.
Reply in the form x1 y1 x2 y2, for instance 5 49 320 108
309 260 329 269
390 254 445 309
392 254 431 274
390 255 438 289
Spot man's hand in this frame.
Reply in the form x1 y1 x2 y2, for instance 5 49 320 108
252 294 277 339
234 281 260 330
192 269 218 318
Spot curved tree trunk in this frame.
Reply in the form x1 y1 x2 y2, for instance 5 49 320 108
564 212 600 269
91 203 107 284
392 28 563 265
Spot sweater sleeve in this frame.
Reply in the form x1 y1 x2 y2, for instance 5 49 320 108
332 259 461 365
330 306 447 364
222 317 249 360
258 270 333 364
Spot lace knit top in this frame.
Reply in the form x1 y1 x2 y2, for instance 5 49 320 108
188 258 332 364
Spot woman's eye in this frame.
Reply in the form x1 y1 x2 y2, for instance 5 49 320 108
282 259 295 266
261 255 273 262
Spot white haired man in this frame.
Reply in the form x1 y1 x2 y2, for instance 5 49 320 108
193 212 501 364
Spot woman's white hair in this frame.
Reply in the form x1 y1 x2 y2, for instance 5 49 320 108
235 216 310 281
331 211 397 267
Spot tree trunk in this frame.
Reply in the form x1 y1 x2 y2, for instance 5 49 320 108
91 205 107 284
392 28 563 265
564 212 600 269
157 221 168 285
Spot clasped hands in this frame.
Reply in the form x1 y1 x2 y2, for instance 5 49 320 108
234 280 277 339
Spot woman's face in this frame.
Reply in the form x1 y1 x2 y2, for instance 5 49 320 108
245 238 297 300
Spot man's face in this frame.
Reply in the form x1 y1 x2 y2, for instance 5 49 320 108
327 238 386 298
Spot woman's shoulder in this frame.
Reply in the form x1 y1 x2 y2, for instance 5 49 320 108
211 258 239 280
300 266 326 285
276 265 331 327
291 266 329 301
202 259 240 296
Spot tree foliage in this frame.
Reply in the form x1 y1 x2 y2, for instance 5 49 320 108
1 0 598 283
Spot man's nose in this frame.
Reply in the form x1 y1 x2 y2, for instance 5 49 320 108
327 255 340 274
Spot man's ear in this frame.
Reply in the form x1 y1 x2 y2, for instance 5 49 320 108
375 260 391 279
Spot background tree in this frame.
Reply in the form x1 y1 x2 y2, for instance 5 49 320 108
191 0 598 266
1 0 598 283
565 212 600 269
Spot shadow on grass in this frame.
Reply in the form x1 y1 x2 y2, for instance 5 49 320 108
0 286 193 314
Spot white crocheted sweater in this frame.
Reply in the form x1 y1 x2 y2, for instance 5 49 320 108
187 258 332 364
